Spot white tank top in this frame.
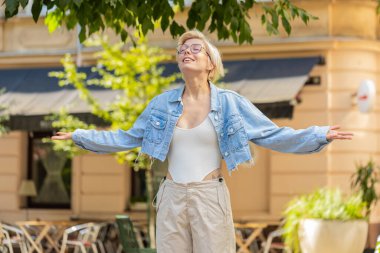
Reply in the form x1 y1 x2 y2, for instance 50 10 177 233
167 116 222 183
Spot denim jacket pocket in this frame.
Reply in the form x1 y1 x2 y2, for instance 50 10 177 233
146 113 167 144
226 119 248 151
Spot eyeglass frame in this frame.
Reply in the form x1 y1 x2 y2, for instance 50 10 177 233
177 43 210 57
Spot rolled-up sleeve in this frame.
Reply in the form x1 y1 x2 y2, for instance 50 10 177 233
239 96 331 154
72 97 157 153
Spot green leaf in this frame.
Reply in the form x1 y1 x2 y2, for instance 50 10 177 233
66 11 78 29
230 31 237 43
186 11 196 29
45 9 64 32
31 0 43 23
79 25 86 42
243 0 254 9
290 6 299 19
281 16 291 35
208 21 216 33
19 0 28 8
169 21 185 37
261 14 266 25
300 12 310 24
141 18 154 35
161 16 170 32
5 0 20 17
120 29 128 41
271 10 279 29
230 17 238 31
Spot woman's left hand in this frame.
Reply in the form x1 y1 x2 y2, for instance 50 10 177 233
326 125 354 141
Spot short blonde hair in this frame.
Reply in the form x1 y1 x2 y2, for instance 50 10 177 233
177 30 224 82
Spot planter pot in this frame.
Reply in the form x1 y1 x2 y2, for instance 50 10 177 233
299 219 368 253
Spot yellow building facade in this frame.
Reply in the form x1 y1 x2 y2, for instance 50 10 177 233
0 0 379 242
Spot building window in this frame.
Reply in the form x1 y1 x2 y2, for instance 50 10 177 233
27 132 71 209
131 170 147 203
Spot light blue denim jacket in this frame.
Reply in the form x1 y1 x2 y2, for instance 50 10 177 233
72 82 330 172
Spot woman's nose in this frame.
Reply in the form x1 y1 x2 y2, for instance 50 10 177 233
183 48 192 55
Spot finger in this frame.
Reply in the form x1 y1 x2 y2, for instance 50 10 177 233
51 135 68 140
330 134 353 140
56 132 66 135
335 136 353 140
337 132 354 136
329 125 341 131
51 135 65 140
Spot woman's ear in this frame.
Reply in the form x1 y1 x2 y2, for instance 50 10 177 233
207 57 214 71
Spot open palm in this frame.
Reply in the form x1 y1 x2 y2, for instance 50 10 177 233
51 132 72 140
326 125 353 141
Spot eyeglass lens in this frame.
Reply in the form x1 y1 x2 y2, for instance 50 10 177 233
178 44 203 54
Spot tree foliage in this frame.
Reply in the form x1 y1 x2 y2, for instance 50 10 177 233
4 0 318 44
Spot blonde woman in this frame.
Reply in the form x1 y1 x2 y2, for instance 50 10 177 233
52 30 353 253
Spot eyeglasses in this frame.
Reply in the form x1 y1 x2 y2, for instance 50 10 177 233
177 43 207 55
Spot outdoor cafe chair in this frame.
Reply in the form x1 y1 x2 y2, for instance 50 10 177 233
115 215 156 253
0 223 29 253
234 222 268 253
262 229 291 253
59 222 102 253
92 222 111 253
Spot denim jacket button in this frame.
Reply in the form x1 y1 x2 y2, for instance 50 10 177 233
221 133 224 137
224 152 229 156
214 115 219 120
155 122 160 126
229 128 233 133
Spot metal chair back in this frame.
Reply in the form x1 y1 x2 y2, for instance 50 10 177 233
0 223 29 253
115 215 141 253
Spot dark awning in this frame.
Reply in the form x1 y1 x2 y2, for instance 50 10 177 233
0 57 320 131
223 57 320 103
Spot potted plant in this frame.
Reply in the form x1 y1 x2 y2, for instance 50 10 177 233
282 160 379 253
282 188 368 253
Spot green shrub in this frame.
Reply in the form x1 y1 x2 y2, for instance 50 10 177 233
282 188 367 253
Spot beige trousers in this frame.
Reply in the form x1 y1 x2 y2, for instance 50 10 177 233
155 177 236 253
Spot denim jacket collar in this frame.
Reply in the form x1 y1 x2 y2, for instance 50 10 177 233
168 82 221 112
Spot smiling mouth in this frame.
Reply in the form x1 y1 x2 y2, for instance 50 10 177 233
183 57 194 63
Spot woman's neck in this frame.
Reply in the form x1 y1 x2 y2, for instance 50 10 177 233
183 76 210 100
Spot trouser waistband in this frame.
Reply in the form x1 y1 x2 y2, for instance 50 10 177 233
162 176 225 189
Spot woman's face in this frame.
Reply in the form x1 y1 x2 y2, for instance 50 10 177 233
177 38 214 79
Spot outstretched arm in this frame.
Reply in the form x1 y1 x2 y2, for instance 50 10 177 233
239 97 353 154
51 97 157 153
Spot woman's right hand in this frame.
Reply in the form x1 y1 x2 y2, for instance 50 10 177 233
51 132 73 140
